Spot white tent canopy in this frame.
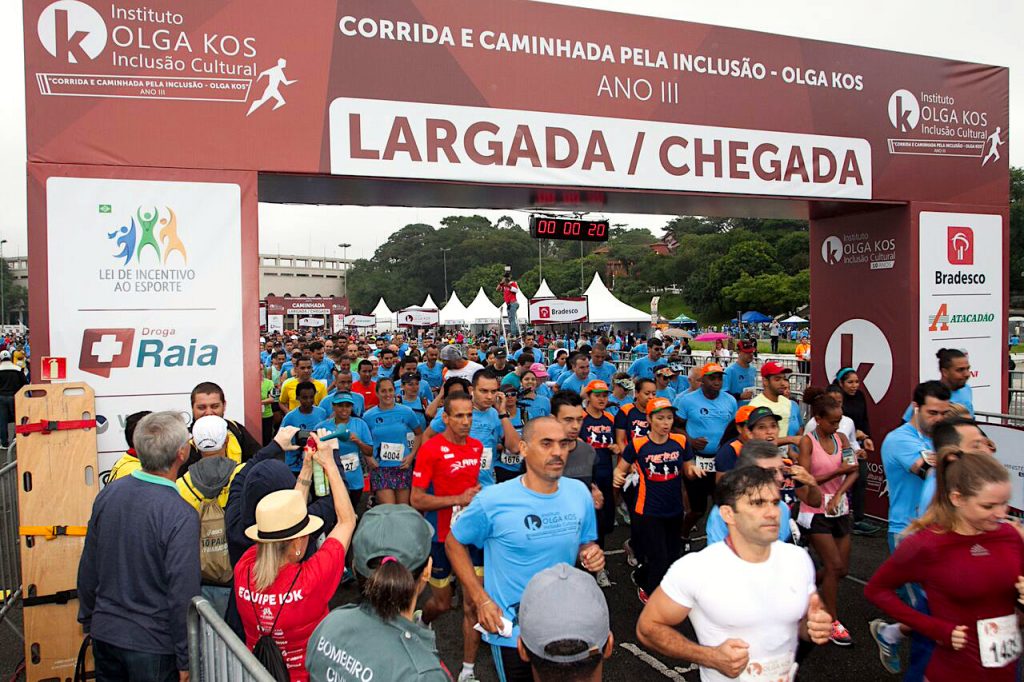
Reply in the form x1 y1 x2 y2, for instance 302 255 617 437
465 288 501 324
583 273 650 324
534 279 556 298
781 315 808 324
421 294 439 310
499 287 530 323
372 297 395 332
439 292 469 326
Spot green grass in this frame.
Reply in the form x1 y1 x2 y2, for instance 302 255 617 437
685 340 800 354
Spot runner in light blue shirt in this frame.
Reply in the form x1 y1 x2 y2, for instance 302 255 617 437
314 394 373 493
673 365 737 456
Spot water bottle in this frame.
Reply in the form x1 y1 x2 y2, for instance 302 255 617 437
842 446 857 467
313 460 330 497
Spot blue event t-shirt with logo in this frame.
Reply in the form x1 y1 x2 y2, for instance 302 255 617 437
880 421 934 535
430 407 504 486
901 384 974 422
674 390 738 456
417 361 444 390
723 362 758 404
314 416 372 490
451 477 597 649
363 404 421 468
627 356 667 380
558 372 592 395
589 362 616 384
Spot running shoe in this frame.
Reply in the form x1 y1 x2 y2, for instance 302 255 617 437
853 520 883 536
595 569 612 588
617 502 631 526
869 619 901 674
830 620 853 647
624 538 638 567
637 586 649 605
456 671 479 682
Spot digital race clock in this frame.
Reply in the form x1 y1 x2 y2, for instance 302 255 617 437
528 215 610 242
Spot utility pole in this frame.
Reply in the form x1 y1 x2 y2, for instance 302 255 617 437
440 248 452 303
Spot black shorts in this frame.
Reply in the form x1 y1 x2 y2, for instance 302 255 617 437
802 513 852 538
429 540 483 588
683 472 716 516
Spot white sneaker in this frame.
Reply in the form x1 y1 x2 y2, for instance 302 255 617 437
457 671 479 682
595 569 612 588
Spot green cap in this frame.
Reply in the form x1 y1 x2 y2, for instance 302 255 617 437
352 504 433 577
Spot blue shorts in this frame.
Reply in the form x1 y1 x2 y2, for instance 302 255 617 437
429 540 483 588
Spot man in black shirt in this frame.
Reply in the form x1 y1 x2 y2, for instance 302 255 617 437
0 350 26 447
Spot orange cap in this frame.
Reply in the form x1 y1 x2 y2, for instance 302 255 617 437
701 362 725 377
583 380 610 394
735 405 756 424
645 397 676 416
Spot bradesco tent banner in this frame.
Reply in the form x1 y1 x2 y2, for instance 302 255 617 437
397 307 440 327
529 297 588 324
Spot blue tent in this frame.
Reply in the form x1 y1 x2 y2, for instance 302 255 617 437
740 311 772 324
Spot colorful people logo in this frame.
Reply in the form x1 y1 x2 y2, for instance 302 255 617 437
106 206 187 266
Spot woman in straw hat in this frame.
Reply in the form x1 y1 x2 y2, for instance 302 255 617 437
234 432 356 682
305 504 448 681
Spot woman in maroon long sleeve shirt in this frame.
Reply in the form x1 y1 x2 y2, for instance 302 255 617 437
866 448 1024 681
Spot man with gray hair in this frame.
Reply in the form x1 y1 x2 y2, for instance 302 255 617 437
78 411 200 681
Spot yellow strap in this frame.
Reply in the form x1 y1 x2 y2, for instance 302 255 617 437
19 525 88 540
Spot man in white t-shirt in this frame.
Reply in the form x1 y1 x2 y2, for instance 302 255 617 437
440 344 485 383
637 466 831 681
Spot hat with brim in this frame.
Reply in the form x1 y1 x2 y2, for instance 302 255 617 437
645 396 677 417
352 504 433 576
245 489 324 543
746 406 783 429
330 392 355 405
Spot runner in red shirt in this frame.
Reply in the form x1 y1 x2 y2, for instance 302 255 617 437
352 359 379 409
411 393 484 682
865 448 1024 681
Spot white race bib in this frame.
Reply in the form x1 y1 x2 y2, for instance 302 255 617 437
379 442 404 462
978 614 1022 668
824 493 850 518
340 455 359 472
739 654 797 682
696 456 716 473
451 504 466 527
480 447 493 471
500 450 521 467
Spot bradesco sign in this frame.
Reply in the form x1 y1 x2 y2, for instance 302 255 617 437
529 297 588 325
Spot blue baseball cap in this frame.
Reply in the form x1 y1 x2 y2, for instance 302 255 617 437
330 392 356 405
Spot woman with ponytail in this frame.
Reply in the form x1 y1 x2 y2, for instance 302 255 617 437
305 504 450 681
866 448 1024 681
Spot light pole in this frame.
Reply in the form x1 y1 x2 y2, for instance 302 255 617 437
337 242 351 298
440 248 452 303
0 240 8 329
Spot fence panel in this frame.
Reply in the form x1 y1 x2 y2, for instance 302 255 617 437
188 597 275 682
0 443 21 631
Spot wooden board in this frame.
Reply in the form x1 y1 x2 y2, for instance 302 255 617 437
16 383 98 682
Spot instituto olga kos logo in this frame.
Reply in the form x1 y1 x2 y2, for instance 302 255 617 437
37 0 107 64
888 89 920 132
821 236 843 266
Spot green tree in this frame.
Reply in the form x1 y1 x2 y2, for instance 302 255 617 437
1011 167 1024 297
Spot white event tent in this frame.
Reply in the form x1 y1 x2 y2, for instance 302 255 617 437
533 279 556 298
439 292 469 326
372 297 395 332
583 273 650 324
421 294 439 310
465 288 501 325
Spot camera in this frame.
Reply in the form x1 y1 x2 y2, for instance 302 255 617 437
293 429 312 446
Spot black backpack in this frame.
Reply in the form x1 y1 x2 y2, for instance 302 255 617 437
248 565 302 681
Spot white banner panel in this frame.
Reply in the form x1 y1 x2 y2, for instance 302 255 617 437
343 314 377 328
983 423 1024 513
397 308 440 327
299 317 325 327
330 98 872 200
529 297 589 324
267 314 284 334
918 212 1003 413
46 177 244 474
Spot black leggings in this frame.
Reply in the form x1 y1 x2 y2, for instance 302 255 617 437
632 513 683 594
593 471 615 549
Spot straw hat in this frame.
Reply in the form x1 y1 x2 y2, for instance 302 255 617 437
245 489 324 543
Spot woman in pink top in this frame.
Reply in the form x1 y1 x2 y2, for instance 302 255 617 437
866 449 1024 681
797 388 859 646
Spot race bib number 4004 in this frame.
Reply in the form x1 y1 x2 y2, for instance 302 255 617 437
379 442 404 462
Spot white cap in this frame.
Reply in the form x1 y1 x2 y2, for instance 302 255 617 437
192 415 228 452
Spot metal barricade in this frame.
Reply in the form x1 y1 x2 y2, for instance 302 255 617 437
0 442 21 636
976 410 1024 429
188 596 275 682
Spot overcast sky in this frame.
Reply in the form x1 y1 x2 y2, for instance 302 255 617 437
3 0 1021 260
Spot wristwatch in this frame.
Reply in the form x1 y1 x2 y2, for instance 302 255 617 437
498 413 510 419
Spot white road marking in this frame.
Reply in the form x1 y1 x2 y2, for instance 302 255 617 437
619 642 697 679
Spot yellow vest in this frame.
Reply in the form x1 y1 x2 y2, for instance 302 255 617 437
109 452 141 481
176 463 244 511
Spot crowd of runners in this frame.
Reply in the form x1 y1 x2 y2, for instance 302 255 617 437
76 321 1024 682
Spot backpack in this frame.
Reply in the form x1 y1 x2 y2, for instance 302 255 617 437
249 566 302 682
197 498 232 584
182 477 233 585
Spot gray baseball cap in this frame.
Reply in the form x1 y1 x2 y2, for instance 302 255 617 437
439 344 464 362
351 504 433 577
519 563 610 663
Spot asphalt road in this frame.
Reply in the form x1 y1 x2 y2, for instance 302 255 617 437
0 516 899 682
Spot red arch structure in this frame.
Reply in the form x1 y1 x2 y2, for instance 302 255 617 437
23 1 1008 513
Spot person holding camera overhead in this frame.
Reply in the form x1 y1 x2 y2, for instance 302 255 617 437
496 267 520 338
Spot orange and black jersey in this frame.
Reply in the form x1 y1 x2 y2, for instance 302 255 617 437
623 434 693 517
614 403 650 441
714 438 744 473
